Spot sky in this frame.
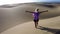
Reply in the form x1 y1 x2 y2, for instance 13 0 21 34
36 0 60 2
0 0 60 5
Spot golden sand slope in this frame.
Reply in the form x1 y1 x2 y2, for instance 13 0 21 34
1 16 60 34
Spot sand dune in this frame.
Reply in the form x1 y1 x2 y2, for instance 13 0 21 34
1 16 60 34
0 3 60 33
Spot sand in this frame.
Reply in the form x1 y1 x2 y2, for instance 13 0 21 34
1 16 60 34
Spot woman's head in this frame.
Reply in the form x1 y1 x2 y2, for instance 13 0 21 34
35 8 39 12
37 8 39 11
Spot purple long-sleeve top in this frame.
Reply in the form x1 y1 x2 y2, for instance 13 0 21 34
32 12 40 20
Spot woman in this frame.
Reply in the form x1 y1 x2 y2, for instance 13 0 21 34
26 8 48 28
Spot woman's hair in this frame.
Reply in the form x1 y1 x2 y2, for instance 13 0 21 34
35 8 39 12
37 9 39 11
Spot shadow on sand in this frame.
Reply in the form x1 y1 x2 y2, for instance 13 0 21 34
37 26 60 34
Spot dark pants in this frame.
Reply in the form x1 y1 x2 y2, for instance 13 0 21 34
33 19 39 28
34 19 39 23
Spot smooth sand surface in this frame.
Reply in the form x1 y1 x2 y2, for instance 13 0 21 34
0 3 60 34
1 16 60 34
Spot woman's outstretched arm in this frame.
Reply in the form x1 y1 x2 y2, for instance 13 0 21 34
39 10 48 13
25 11 34 13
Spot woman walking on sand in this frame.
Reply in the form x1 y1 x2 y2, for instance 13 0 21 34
26 8 48 28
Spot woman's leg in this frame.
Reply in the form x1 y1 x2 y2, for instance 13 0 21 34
34 20 37 28
35 22 38 28
36 19 39 27
34 19 39 28
36 19 39 28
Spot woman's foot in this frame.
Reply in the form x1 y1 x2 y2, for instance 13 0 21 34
35 26 39 29
35 26 37 28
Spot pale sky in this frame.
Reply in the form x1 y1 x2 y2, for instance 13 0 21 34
0 0 36 5
0 0 60 5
